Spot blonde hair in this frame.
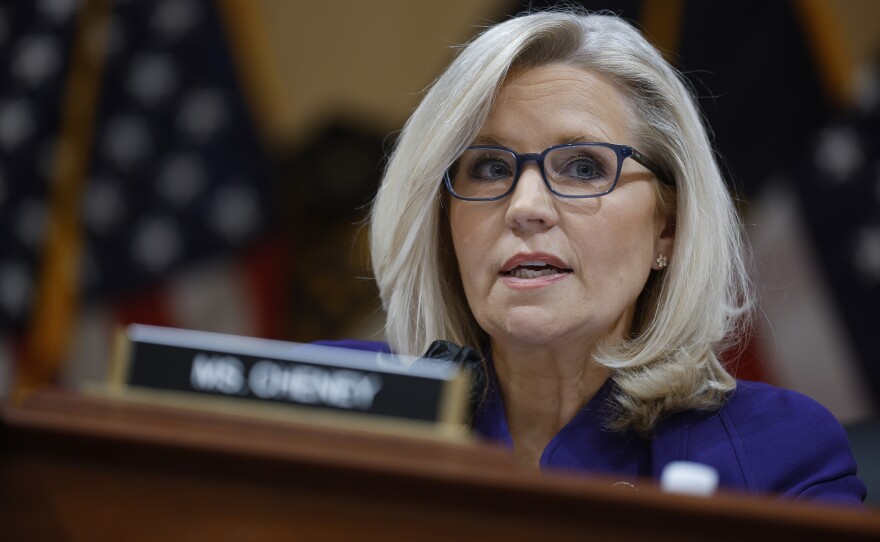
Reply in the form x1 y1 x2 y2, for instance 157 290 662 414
370 10 753 434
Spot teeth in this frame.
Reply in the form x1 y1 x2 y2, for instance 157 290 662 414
509 267 561 279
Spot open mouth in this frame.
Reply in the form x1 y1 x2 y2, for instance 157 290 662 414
501 262 573 279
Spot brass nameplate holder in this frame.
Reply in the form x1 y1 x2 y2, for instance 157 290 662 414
106 324 469 439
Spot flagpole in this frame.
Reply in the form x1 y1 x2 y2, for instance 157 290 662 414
795 0 855 107
15 0 114 398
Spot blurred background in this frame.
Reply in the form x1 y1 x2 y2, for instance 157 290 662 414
0 0 878 498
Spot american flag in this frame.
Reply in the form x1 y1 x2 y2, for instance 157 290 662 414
0 0 77 334
0 0 282 392
753 66 880 420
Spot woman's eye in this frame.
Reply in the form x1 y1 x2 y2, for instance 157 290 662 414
561 158 603 180
471 159 512 180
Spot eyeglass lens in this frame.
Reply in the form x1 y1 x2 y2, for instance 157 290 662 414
449 145 619 199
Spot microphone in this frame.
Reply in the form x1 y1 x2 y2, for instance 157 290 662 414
416 340 486 418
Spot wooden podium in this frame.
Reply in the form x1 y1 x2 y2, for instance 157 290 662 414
2 389 879 541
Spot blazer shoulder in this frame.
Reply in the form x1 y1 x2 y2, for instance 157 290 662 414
698 380 865 504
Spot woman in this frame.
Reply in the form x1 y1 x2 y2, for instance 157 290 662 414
337 10 865 504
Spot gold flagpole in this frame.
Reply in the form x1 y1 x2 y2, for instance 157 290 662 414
795 0 855 107
215 0 291 148
15 0 114 398
640 0 686 62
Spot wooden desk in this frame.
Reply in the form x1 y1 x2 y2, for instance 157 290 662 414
2 389 878 541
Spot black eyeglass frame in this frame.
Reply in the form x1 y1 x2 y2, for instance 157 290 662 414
444 142 673 201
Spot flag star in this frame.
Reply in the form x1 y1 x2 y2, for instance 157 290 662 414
38 0 78 24
0 262 33 318
102 115 152 169
13 34 62 88
131 216 182 273
152 0 202 41
209 185 260 243
156 152 206 206
127 53 178 106
0 100 36 151
178 88 228 142
853 226 880 283
815 126 864 184
83 178 126 235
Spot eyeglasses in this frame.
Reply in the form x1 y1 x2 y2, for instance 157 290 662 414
444 142 672 201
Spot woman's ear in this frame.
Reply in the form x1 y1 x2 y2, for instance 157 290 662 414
651 214 675 270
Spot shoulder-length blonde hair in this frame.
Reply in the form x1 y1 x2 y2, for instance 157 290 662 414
370 10 753 434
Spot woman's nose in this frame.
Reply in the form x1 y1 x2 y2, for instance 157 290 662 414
504 164 559 232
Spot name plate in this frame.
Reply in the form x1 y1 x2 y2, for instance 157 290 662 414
109 325 468 435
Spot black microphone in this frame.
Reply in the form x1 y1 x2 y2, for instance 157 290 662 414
416 340 486 420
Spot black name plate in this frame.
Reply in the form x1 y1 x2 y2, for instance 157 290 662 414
111 325 468 430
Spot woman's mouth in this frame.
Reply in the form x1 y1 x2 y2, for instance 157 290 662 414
502 263 572 279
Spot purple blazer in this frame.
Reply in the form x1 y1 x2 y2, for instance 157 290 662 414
318 339 866 505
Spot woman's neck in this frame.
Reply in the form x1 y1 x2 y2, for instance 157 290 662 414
491 341 611 470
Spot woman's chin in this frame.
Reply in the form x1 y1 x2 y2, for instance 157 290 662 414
480 304 627 352
487 310 587 348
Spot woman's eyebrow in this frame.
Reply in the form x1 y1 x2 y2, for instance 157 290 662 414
561 134 609 144
470 134 505 146
469 133 611 147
